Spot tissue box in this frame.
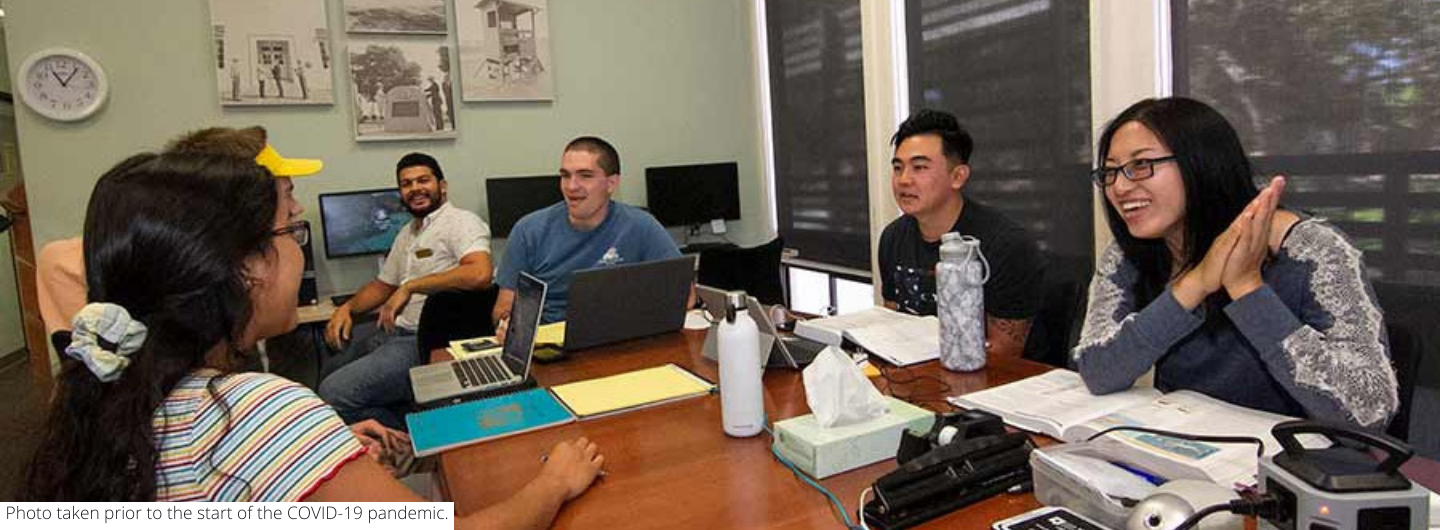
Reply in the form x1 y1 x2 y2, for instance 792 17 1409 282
772 397 935 478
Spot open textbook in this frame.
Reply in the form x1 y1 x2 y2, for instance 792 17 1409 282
794 307 939 366
947 369 1304 486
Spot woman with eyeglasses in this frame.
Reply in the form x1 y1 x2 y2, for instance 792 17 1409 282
24 152 605 526
1073 97 1397 430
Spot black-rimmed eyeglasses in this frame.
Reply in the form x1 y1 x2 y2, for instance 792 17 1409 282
272 221 310 247
1090 155 1177 188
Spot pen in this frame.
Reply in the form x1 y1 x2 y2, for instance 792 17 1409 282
1111 461 1165 486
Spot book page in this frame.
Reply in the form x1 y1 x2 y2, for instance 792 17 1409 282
843 315 940 366
794 306 916 344
1069 390 1295 486
946 370 1160 439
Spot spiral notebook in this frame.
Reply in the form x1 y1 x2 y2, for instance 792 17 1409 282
406 387 575 457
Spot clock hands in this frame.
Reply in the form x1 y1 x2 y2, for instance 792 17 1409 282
49 67 79 88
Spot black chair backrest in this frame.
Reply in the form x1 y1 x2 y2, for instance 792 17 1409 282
415 286 500 362
1022 278 1089 368
1022 256 1092 368
696 238 785 306
1369 281 1437 445
1384 322 1423 441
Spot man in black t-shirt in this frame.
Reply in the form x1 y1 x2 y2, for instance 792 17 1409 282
878 110 1045 359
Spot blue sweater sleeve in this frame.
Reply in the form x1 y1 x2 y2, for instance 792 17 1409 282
1222 223 1397 429
1073 243 1205 394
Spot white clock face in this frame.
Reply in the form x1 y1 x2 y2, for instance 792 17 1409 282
19 49 108 122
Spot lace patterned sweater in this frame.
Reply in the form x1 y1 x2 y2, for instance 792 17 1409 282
1073 219 1398 429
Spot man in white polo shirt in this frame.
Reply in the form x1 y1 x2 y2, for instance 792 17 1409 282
321 152 493 429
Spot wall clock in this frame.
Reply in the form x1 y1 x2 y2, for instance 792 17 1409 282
17 47 109 122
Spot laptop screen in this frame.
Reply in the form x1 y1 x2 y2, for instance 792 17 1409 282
502 272 547 377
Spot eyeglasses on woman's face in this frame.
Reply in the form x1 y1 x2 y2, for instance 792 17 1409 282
1091 155 1177 188
271 221 309 247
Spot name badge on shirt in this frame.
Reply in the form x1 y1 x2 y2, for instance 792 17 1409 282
414 247 434 259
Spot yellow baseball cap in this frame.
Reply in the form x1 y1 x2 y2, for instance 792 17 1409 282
254 144 324 178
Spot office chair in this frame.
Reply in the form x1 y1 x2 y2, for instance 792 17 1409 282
1021 258 1091 368
695 237 785 306
1384 323 1423 441
415 285 500 363
1369 281 1437 448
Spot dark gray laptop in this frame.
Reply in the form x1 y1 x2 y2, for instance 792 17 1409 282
409 272 546 405
563 255 697 351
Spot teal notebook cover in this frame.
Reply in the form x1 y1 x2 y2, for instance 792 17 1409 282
407 388 575 457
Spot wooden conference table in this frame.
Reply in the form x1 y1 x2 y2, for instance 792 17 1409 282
433 329 1440 529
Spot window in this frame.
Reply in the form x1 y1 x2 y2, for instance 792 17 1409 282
904 0 1094 285
765 0 872 270
786 263 874 316
1173 0 1440 288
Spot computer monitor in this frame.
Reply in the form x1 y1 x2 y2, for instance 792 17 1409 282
486 175 563 238
645 162 741 227
317 188 412 259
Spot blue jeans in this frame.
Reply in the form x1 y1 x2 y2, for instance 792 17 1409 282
318 322 418 430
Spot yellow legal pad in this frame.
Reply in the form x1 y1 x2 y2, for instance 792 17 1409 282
550 363 715 418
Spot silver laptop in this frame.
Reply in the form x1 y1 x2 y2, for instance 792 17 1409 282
409 272 547 405
563 255 696 351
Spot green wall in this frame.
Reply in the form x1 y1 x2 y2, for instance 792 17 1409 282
4 0 770 295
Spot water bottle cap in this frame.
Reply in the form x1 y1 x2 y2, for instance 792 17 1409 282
941 232 963 243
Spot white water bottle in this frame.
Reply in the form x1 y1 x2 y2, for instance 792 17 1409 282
937 233 989 372
718 291 764 437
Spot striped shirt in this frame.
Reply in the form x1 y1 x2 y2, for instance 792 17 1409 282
154 371 365 501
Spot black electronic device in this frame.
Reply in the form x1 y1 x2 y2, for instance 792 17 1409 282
863 431 1035 530
645 162 741 227
896 409 1007 465
317 188 412 259
485 175 562 238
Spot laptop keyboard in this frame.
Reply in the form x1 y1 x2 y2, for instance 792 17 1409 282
452 356 513 388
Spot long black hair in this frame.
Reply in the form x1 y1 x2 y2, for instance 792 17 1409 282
1095 97 1260 306
23 152 277 500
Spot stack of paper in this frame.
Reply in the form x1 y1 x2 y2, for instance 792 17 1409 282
794 307 940 366
550 363 715 419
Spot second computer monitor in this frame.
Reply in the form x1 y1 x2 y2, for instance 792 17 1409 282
317 188 412 259
486 175 563 238
645 162 741 227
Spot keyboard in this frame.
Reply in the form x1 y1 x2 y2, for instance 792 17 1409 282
452 355 513 388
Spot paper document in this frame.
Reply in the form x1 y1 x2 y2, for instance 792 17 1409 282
949 369 1302 487
447 321 566 360
947 369 1160 439
550 363 715 418
795 307 940 366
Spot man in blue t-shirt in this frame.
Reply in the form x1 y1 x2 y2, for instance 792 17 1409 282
493 136 682 336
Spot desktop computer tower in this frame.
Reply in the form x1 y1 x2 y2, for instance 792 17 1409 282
299 220 319 306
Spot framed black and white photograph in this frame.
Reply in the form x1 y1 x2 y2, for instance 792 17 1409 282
457 0 554 101
348 39 458 142
210 0 334 106
344 0 448 35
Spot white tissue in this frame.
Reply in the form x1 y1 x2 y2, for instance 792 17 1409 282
802 346 889 428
